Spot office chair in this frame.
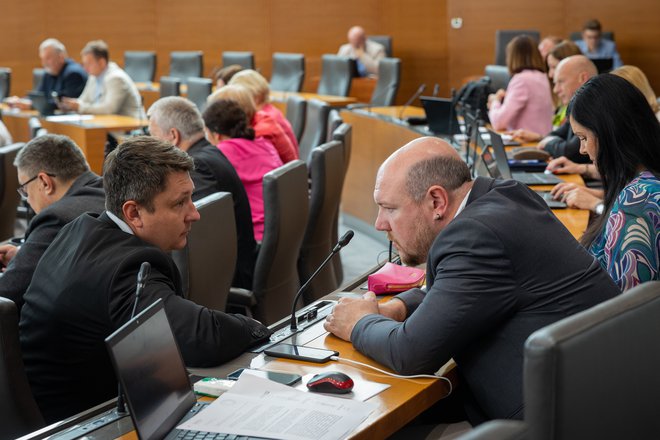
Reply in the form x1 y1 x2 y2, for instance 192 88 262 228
0 143 23 241
31 68 45 91
370 57 401 106
285 95 307 143
0 68 11 100
298 141 344 304
270 53 305 92
171 192 235 312
0 297 45 439
159 76 181 98
456 420 527 439
330 123 352 286
494 30 540 66
367 35 393 57
569 31 615 42
317 55 354 97
169 51 203 84
228 160 309 325
298 99 331 164
222 51 255 70
186 77 213 111
325 109 343 143
484 65 511 94
124 51 157 83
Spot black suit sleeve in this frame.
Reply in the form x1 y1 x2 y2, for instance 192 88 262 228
191 158 220 201
351 218 517 375
60 70 87 98
542 123 590 163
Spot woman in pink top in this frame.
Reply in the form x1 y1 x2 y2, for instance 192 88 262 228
202 99 283 241
488 35 554 135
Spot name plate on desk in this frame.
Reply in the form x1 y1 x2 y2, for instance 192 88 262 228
44 114 94 123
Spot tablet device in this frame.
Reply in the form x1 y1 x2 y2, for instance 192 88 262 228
264 344 338 363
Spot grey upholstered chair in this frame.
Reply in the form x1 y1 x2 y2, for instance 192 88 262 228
169 51 203 84
171 192 236 312
456 420 528 440
494 30 540 66
330 123 352 286
317 55 354 97
222 51 255 70
124 51 157 82
371 57 401 106
270 53 305 92
325 109 343 143
298 99 331 164
0 297 45 439
368 35 393 57
228 160 309 325
159 76 181 98
485 65 511 94
186 77 213 111
285 95 307 143
298 141 344 304
0 68 11 100
31 68 45 91
0 143 23 241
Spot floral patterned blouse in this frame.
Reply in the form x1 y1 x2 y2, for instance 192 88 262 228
589 171 660 291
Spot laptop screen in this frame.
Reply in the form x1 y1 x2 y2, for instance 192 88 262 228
106 299 197 440
420 96 460 136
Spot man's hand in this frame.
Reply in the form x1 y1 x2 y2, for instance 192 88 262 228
546 156 581 174
60 97 80 112
509 128 542 143
324 291 380 341
0 244 18 269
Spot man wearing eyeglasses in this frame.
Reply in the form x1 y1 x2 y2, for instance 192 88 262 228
0 134 104 308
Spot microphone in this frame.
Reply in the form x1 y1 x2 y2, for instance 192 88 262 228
398 84 426 120
289 230 354 331
432 83 440 97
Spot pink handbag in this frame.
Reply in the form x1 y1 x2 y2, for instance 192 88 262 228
368 262 425 295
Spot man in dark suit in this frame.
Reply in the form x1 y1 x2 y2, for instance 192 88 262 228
0 134 104 309
324 137 619 428
20 136 270 423
148 96 257 289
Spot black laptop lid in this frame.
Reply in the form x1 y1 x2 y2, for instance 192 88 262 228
27 91 53 116
420 96 460 135
106 299 197 440
485 129 514 179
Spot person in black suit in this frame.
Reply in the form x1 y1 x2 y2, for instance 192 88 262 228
324 137 619 428
148 96 257 289
19 136 271 423
0 134 104 309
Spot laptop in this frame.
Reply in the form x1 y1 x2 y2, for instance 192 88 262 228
420 96 461 136
592 58 614 74
27 91 55 116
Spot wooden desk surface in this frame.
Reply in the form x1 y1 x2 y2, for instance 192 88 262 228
270 90 358 107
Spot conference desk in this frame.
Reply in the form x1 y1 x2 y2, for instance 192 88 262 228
340 107 590 239
18 271 454 440
1 106 146 174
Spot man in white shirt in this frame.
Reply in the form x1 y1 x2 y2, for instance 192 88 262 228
337 26 385 77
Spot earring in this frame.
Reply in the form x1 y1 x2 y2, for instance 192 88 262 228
435 213 442 220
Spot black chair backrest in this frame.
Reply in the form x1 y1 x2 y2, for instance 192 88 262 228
299 141 344 304
172 192 236 312
169 51 203 84
524 281 660 440
285 95 307 143
484 64 511 94
326 109 343 143
494 30 540 66
368 35 393 57
317 55 354 97
298 99 331 164
0 68 11 100
124 51 157 83
186 77 213 111
371 57 401 106
569 31 615 42
270 53 305 92
252 160 309 325
222 51 255 70
0 143 23 241
159 76 181 98
32 68 45 91
330 123 353 287
0 297 45 439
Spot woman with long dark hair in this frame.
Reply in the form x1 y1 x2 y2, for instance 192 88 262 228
569 74 660 290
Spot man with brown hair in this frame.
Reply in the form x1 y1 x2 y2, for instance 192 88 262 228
575 19 622 68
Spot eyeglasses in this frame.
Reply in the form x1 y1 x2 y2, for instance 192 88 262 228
17 173 56 198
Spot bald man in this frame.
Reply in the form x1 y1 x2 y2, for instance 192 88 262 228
325 137 618 426
337 25 385 76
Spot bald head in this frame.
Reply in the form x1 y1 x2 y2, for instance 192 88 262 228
553 55 597 105
348 26 367 49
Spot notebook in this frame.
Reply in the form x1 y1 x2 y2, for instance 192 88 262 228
420 96 461 136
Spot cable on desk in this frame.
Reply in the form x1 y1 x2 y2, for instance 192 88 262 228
330 356 452 396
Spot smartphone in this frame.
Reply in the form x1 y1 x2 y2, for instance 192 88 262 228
226 368 302 385
264 344 339 363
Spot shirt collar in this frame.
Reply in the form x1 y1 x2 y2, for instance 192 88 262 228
453 189 472 219
106 210 134 235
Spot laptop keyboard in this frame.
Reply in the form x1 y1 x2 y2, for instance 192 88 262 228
512 172 563 185
175 431 250 440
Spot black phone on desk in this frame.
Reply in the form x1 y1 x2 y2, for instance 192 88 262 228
226 368 302 385
264 343 338 363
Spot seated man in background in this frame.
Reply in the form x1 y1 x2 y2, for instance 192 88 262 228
575 19 622 68
61 40 142 118
0 134 104 309
325 137 619 429
5 38 87 113
20 136 271 423
337 25 385 77
148 96 257 289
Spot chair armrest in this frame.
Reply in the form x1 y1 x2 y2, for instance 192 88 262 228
228 288 257 307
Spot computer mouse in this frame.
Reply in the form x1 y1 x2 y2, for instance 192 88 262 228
306 371 354 394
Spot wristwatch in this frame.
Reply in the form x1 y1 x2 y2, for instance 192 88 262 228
595 203 605 215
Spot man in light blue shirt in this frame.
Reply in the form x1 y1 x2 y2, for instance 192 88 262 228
575 19 623 69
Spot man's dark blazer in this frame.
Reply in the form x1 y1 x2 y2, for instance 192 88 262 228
19 212 270 423
351 177 620 424
0 171 104 308
188 137 257 289
541 120 590 163
38 58 88 110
